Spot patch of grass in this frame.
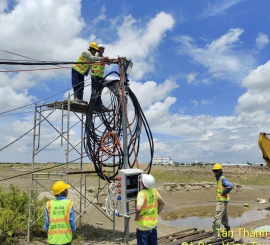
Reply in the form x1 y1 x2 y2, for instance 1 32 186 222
149 165 270 186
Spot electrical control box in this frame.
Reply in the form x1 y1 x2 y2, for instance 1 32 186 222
117 168 143 216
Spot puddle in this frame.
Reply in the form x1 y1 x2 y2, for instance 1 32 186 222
159 209 270 228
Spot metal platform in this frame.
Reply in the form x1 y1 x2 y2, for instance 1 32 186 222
46 100 113 114
46 100 88 114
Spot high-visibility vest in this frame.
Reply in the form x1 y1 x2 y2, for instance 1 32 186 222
73 51 91 75
216 176 230 202
46 199 74 244
137 188 158 227
91 61 105 78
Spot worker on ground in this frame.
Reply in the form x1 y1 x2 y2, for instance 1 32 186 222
91 44 106 95
44 180 76 245
211 163 234 240
72 42 108 104
135 174 165 245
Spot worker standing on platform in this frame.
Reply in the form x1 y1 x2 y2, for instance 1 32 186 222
91 44 106 95
135 174 165 245
212 163 234 240
97 44 105 58
72 42 108 104
44 180 76 245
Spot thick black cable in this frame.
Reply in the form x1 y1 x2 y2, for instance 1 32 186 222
0 49 69 69
84 70 154 182
0 61 98 65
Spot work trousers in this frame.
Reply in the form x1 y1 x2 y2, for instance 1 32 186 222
72 68 85 100
136 227 158 245
213 201 229 227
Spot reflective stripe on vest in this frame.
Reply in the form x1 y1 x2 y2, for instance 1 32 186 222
137 188 158 227
73 53 91 75
91 61 105 78
216 176 230 201
46 199 73 244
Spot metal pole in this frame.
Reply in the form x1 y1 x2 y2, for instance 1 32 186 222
113 155 115 236
120 61 130 243
79 112 84 228
66 93 71 182
31 104 37 172
27 103 38 243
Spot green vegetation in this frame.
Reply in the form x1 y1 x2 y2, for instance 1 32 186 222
0 185 46 244
151 168 213 183
150 165 270 186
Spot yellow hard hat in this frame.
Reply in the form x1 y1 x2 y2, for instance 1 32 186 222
212 162 222 171
89 42 99 51
52 180 70 195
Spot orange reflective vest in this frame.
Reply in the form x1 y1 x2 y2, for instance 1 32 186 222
91 61 106 78
216 176 230 202
46 199 74 244
137 188 158 227
73 52 91 75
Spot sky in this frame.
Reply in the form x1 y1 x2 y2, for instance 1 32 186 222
0 0 270 165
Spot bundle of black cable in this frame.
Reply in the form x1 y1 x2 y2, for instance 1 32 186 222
84 71 154 182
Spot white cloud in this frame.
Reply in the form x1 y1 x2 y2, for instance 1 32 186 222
186 72 197 84
201 0 243 18
93 5 106 25
0 0 7 12
0 3 176 113
104 12 175 80
0 1 268 166
130 79 179 109
237 61 270 113
256 33 269 50
0 0 85 61
177 28 256 83
0 86 35 111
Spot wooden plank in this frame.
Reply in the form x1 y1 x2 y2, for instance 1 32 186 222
159 228 197 241
167 231 212 245
158 229 208 245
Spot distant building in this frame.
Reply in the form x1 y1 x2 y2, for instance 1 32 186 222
153 157 174 166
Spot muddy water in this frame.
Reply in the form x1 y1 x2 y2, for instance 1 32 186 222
159 209 270 228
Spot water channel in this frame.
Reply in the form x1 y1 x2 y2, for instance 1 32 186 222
159 209 270 228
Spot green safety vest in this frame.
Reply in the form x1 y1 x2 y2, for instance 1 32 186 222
137 188 158 227
216 176 230 202
46 199 74 245
73 52 91 75
91 61 105 78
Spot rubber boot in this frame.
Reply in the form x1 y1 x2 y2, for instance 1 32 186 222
224 225 231 232
210 225 220 241
78 91 88 104
74 91 79 100
223 225 231 237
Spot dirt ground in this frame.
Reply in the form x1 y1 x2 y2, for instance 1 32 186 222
1 164 270 244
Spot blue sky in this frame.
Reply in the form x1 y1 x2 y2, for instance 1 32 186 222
0 0 270 164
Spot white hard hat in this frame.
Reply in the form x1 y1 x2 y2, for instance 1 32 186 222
98 44 105 49
142 174 155 189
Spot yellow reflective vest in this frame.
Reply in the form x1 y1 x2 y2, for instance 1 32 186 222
91 61 106 78
216 176 230 202
73 53 91 75
46 199 74 244
137 188 158 227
